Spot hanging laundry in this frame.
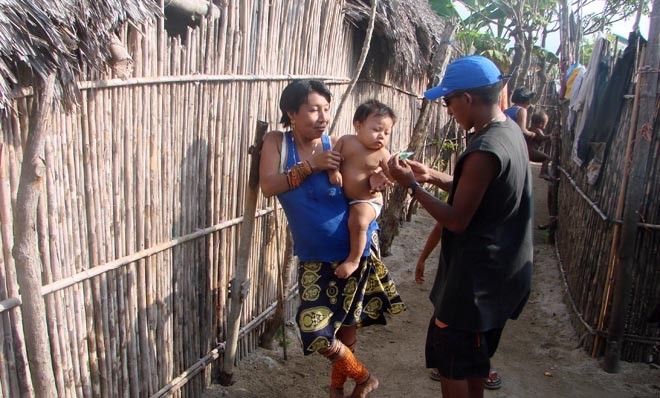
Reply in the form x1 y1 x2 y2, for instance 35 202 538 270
570 37 610 166
564 63 584 101
574 51 611 164
584 31 645 184
566 65 586 130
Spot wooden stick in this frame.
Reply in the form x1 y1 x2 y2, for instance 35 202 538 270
11 75 350 98
557 167 610 221
220 121 267 386
35 209 273 297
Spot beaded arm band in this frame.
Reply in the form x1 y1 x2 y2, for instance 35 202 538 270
286 160 313 189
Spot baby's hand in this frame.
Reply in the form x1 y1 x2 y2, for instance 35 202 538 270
309 150 341 172
328 170 343 186
369 167 393 193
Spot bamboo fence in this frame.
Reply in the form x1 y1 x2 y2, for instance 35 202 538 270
0 1 447 397
555 41 660 364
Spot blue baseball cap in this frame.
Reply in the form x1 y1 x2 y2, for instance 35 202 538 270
424 55 503 100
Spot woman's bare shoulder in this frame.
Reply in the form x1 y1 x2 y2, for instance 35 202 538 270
265 130 284 139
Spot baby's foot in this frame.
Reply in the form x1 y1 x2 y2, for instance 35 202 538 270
334 260 360 279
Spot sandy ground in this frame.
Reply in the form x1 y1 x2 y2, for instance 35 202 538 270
204 164 660 398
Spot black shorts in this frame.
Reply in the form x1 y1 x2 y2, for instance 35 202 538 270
425 317 502 380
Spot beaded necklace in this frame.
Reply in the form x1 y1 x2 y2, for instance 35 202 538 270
289 132 320 165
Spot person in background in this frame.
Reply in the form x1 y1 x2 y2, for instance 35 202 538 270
386 55 533 398
528 110 553 180
529 110 559 230
505 87 553 181
259 79 405 398
504 86 535 132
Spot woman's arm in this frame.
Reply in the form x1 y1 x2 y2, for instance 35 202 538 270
259 132 343 197
516 108 535 140
259 131 291 197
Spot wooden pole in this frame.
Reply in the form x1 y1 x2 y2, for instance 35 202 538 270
12 74 57 396
604 0 659 372
219 120 267 385
258 208 292 355
327 0 378 136
593 40 643 356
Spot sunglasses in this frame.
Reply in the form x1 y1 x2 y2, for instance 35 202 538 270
441 91 464 107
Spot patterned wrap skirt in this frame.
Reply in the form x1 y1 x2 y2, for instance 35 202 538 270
296 231 406 355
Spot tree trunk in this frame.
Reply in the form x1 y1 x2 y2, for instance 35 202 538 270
380 99 434 255
509 38 525 94
519 32 535 88
12 75 57 396
379 22 456 256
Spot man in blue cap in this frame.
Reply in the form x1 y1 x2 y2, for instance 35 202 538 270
386 55 533 398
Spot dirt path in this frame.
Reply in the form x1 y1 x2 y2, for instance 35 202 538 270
205 164 660 398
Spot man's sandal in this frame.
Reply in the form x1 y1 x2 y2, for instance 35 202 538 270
484 369 502 390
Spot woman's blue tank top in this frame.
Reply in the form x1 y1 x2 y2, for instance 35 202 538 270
504 105 521 122
276 132 375 262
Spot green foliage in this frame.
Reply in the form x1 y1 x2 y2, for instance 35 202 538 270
532 46 559 63
442 140 458 153
428 0 461 19
426 0 644 94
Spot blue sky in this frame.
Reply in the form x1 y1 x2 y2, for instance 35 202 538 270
545 2 651 52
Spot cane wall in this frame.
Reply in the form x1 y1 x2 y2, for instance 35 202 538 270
0 1 444 397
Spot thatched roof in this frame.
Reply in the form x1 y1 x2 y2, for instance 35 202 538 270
0 0 447 112
0 0 159 112
343 0 448 85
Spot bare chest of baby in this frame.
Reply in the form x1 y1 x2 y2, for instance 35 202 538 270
339 143 389 201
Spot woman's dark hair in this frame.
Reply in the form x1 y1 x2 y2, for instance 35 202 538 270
353 99 397 125
464 81 505 105
511 87 535 104
279 80 332 127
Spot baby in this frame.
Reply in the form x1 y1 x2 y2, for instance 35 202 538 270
528 110 552 179
329 99 396 278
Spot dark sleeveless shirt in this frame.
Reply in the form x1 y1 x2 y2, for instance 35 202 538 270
430 117 533 331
